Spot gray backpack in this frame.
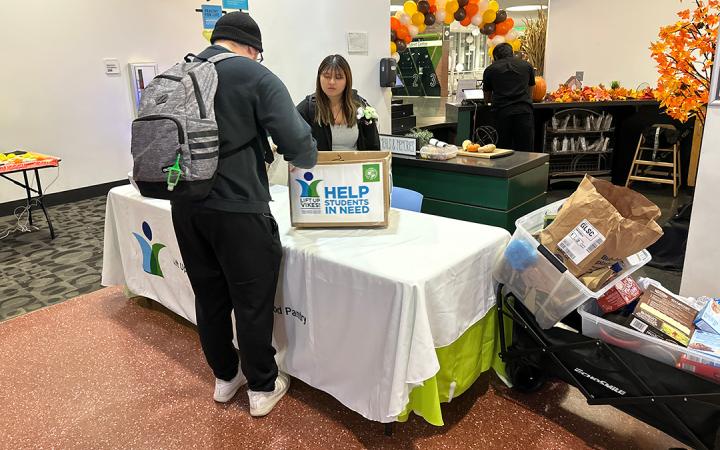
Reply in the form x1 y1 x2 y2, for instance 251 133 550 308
131 53 238 200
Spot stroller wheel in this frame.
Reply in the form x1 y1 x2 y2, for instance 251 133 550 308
507 361 546 393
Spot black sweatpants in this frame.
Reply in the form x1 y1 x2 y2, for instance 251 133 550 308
171 202 281 392
495 109 535 152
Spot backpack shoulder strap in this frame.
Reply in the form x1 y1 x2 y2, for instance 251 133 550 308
207 53 242 64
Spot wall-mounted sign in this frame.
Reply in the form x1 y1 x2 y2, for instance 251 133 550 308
201 4 223 29
222 0 248 9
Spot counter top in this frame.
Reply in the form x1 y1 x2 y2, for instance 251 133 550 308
447 99 659 112
392 151 549 178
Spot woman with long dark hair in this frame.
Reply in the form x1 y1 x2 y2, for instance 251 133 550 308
296 55 380 151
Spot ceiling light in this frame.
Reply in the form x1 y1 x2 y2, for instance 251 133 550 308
506 5 548 12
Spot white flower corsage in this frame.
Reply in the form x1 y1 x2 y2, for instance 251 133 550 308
357 105 379 125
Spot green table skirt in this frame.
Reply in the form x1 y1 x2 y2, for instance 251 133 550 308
398 306 511 426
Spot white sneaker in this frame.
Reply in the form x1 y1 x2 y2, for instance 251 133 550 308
213 365 247 403
248 372 291 417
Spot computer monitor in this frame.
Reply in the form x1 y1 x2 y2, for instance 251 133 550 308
463 89 484 101
456 79 478 102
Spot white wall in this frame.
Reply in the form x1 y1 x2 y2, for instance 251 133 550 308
680 39 720 297
0 0 391 205
250 0 391 134
0 0 210 204
544 0 679 89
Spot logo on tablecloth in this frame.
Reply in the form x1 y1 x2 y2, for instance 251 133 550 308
133 221 166 277
296 172 323 214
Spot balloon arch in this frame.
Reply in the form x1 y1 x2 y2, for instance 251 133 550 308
390 0 520 60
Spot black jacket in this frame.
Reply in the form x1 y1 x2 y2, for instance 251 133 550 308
188 45 317 213
296 92 381 151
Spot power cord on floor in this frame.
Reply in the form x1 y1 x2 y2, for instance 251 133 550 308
0 167 60 240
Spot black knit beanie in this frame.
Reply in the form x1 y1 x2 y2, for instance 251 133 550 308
210 12 263 52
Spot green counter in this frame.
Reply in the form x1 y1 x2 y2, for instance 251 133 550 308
392 152 549 232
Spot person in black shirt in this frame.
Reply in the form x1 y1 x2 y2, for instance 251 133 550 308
170 12 317 417
482 43 536 151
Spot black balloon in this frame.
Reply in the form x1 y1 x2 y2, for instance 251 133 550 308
458 0 469 6
391 30 397 42
396 39 408 52
454 7 467 21
481 22 496 35
494 10 507 24
417 0 431 14
424 12 436 26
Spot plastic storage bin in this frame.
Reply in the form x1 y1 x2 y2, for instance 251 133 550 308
494 199 651 329
419 145 458 161
578 301 720 378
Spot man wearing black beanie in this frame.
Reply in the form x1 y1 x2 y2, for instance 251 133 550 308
171 12 317 417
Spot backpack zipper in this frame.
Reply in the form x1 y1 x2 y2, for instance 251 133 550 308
188 71 208 119
135 115 185 144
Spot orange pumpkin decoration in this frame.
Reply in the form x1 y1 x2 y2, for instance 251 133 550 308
532 76 547 102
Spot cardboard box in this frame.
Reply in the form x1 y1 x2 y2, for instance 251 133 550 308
597 276 643 314
694 298 720 335
688 330 720 359
678 354 720 383
631 285 696 346
289 151 391 228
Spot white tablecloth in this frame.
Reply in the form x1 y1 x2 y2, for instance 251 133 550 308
102 184 510 422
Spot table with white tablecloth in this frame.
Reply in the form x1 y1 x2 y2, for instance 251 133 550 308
102 184 510 424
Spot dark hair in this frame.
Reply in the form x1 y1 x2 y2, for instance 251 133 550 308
493 43 514 60
315 55 359 127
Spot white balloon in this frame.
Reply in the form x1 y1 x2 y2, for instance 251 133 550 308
490 35 506 47
436 9 446 22
471 13 483 26
400 13 411 25
506 30 519 42
477 0 489 16
408 24 419 37
392 52 401 62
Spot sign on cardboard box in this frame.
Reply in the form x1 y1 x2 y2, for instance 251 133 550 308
289 151 391 228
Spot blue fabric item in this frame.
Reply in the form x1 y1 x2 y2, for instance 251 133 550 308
391 187 423 212
505 239 537 271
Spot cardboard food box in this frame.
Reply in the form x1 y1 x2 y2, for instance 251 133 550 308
630 285 697 346
597 276 643 314
289 151 391 228
694 298 720 335
688 330 720 357
678 354 720 383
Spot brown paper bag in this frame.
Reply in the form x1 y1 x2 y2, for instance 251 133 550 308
539 175 663 278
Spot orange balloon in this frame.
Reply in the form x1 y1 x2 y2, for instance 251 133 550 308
403 34 412 44
466 3 479 17
495 20 511 35
461 15 472 26
429 0 436 4
469 0 480 3
444 12 455 24
396 25 409 40
506 17 515 28
391 17 400 31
